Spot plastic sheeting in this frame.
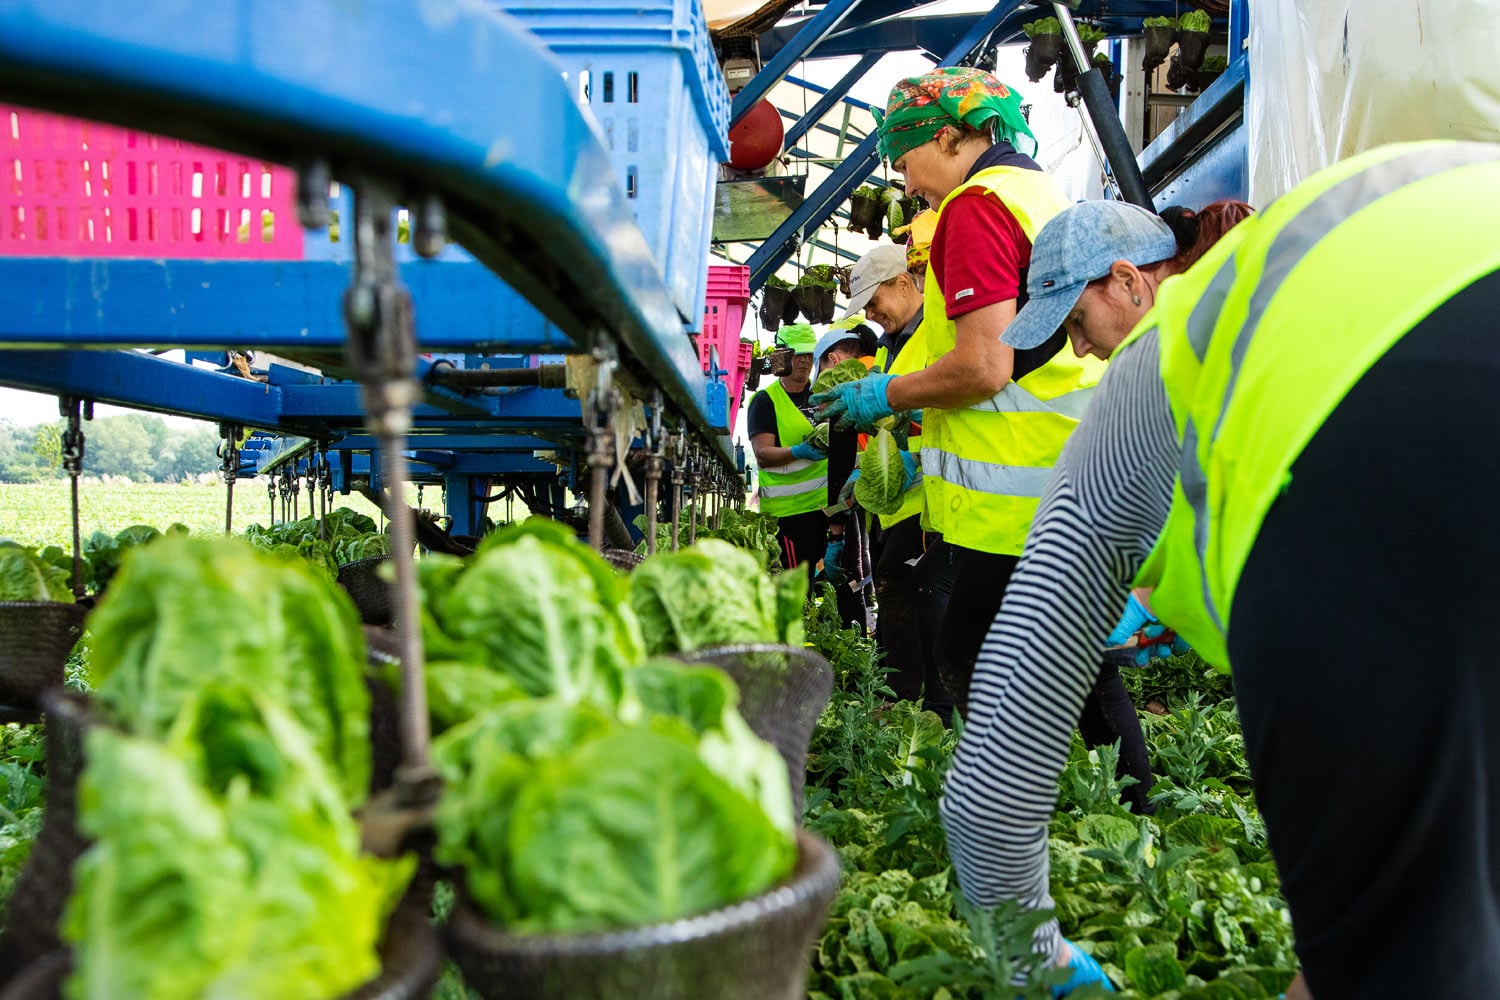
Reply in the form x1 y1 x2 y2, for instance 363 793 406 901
1249 0 1500 206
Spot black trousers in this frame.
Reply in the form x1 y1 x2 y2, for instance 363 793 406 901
775 508 827 594
1228 269 1500 998
914 538 1154 813
872 517 927 702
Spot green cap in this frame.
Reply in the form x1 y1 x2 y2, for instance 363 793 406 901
775 323 818 355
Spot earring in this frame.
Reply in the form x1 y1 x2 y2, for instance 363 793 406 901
1132 294 1142 306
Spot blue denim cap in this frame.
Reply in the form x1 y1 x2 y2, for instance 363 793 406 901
1002 201 1178 350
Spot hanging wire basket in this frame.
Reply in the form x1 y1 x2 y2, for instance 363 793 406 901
0 602 86 710
669 644 833 818
0 690 441 1000
443 828 840 1000
338 557 394 626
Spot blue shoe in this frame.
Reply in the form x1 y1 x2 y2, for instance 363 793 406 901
1054 939 1114 997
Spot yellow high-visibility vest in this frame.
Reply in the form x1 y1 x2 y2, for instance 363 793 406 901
1131 141 1500 670
919 165 1106 555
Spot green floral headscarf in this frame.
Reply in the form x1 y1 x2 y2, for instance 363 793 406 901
775 323 818 355
874 67 1036 163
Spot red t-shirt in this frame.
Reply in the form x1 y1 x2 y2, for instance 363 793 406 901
927 190 1032 317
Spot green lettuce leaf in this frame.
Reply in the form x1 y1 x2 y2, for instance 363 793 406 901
87 535 371 805
630 539 803 655
0 546 71 602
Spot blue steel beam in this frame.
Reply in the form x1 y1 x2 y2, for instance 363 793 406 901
0 259 576 352
1138 57 1247 190
0 0 731 465
746 0 1027 291
758 3 1211 61
730 0 867 128
783 52 884 149
0 347 589 432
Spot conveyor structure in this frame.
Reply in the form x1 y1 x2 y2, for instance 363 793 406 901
0 0 1252 537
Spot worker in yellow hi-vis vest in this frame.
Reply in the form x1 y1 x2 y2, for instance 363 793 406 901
941 141 1500 1000
747 323 827 590
812 69 1150 843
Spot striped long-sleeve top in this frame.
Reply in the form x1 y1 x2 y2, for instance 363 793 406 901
938 328 1179 961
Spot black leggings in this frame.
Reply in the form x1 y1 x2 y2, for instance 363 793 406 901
914 539 1154 813
1228 269 1500 999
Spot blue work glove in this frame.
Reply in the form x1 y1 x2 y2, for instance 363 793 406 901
811 372 897 430
820 537 846 586
1107 592 1156 646
898 450 920 493
789 440 826 462
1053 939 1114 996
1131 625 1193 666
838 469 860 507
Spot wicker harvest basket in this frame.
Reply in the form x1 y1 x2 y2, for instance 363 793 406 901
444 827 840 1000
0 601 85 710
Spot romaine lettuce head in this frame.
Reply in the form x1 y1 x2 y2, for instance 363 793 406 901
812 357 871 395
87 535 372 805
629 539 804 655
433 699 619 924
853 428 909 515
0 545 71 602
419 520 642 711
623 659 794 834
505 728 795 931
63 715 411 1000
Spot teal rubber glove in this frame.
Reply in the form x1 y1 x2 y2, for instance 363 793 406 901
1053 939 1114 996
899 450 920 492
789 440 825 462
838 469 860 507
1107 593 1155 646
1131 625 1192 666
821 538 846 586
811 372 897 430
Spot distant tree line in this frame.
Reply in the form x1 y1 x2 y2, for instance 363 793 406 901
0 413 222 483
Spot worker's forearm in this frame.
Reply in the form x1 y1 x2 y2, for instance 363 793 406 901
887 351 1004 410
754 445 797 467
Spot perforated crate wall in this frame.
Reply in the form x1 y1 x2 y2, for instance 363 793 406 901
1 106 302 259
505 0 731 328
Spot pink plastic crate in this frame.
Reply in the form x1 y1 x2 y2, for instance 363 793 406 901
1 105 302 259
699 263 752 427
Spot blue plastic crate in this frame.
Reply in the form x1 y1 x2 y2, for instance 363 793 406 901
501 0 730 328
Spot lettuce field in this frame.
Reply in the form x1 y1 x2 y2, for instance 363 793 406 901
0 480 405 548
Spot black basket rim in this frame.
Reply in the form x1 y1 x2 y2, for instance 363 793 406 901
338 556 391 573
446 828 838 959
677 643 831 670
0 601 87 618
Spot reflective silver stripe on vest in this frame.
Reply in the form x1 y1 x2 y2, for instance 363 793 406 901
922 447 1053 498
1186 259 1236 362
968 381 1097 420
760 476 829 499
761 458 817 474
1181 143 1500 626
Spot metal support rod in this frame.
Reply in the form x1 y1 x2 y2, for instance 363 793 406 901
426 362 568 389
729 0 865 129
59 396 87 600
745 0 1027 291
783 50 883 149
687 449 699 546
645 391 664 556
1052 2 1154 209
585 350 619 552
341 178 436 796
669 427 686 553
218 422 240 535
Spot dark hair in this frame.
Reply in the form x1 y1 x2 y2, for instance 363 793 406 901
1159 199 1255 271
